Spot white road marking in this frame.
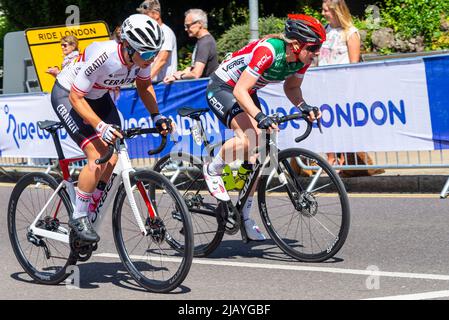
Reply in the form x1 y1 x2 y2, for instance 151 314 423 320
94 252 449 281
0 182 439 198
365 290 449 300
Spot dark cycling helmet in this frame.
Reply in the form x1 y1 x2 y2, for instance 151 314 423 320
284 14 326 45
121 14 164 52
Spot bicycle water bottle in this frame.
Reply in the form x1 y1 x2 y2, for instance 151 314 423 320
222 165 236 191
234 162 253 190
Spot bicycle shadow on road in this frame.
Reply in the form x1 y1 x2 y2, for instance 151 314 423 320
203 239 344 264
10 262 191 294
78 262 191 294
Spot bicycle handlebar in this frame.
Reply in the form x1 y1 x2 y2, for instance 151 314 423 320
272 112 323 143
94 127 169 164
95 144 115 165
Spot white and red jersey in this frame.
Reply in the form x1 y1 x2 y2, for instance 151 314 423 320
56 40 151 100
214 38 309 92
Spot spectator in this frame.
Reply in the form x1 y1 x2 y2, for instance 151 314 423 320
318 0 383 176
111 25 122 42
46 35 79 77
163 8 218 83
137 0 177 83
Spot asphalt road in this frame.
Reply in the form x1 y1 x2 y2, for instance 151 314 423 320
2 184 449 301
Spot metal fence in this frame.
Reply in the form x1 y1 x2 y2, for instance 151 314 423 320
2 149 449 175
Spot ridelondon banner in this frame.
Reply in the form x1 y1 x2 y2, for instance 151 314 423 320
1 54 448 159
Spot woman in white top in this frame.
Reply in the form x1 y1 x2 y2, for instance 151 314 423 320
318 0 361 170
319 0 360 66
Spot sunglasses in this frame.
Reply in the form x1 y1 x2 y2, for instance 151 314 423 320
184 20 199 29
61 43 72 48
140 50 158 61
305 44 322 53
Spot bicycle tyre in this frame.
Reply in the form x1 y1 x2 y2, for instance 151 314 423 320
8 172 77 284
153 153 225 257
112 170 193 293
258 148 350 262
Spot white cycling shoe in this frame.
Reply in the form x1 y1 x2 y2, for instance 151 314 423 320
203 163 231 202
244 219 266 241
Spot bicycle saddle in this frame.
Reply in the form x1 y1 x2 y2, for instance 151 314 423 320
37 120 63 133
177 107 209 119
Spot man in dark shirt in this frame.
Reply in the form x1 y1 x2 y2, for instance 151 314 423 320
163 8 219 83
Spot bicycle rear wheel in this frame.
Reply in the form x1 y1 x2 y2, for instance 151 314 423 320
112 170 193 293
8 172 76 284
153 153 225 257
258 148 350 262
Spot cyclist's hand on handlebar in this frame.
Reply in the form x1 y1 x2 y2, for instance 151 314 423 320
298 101 321 122
255 112 279 133
96 121 123 144
153 114 174 136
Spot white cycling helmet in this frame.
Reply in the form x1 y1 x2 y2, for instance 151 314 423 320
120 14 164 53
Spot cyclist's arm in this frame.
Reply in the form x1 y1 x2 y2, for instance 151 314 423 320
284 75 320 121
233 71 262 119
69 90 103 128
69 60 104 128
283 75 304 107
136 78 159 115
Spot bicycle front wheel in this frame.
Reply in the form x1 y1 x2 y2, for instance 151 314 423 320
8 172 76 284
258 148 350 262
112 170 193 293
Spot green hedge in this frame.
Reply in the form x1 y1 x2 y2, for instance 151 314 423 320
216 16 285 61
215 1 449 58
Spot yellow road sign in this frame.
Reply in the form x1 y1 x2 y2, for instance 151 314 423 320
25 22 111 92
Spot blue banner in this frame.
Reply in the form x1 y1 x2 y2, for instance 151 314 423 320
424 55 449 150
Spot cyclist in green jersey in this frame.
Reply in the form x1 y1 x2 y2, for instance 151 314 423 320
204 14 326 240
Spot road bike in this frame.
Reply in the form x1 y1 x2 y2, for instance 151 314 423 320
153 107 350 262
8 120 193 293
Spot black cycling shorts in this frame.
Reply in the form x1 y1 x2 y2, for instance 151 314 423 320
206 74 261 128
50 81 121 150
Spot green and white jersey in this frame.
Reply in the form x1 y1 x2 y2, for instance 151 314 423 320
214 38 309 92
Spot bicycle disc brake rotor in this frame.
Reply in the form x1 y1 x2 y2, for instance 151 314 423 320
145 216 166 243
297 192 318 217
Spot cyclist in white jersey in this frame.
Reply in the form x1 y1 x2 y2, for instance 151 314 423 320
204 14 326 240
51 14 172 242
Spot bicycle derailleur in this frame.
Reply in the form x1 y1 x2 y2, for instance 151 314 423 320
27 216 62 259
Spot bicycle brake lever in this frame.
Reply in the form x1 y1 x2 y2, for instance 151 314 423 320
312 108 323 134
317 118 323 134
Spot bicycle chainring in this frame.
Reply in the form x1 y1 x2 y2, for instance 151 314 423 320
69 230 97 262
218 201 241 235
